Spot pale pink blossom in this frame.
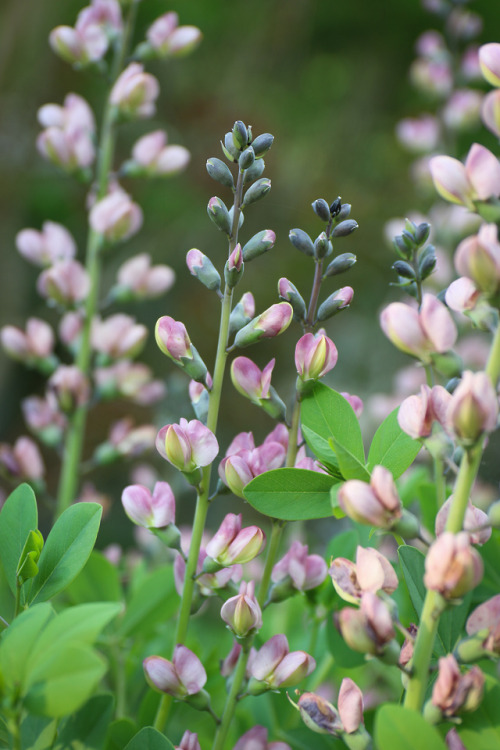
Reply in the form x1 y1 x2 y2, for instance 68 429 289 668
272 540 327 591
147 12 202 57
221 580 262 637
250 634 315 689
380 294 457 360
121 481 175 528
1 319 55 362
424 532 483 599
398 384 451 439
481 89 500 138
0 436 45 481
37 260 90 305
110 63 159 119
432 654 484 717
116 253 175 298
454 223 500 296
89 190 143 242
429 143 500 209
130 130 190 176
143 646 206 697
447 370 499 443
435 497 491 545
295 332 338 380
157 418 218 472
338 465 402 529
37 93 95 171
479 43 500 87
16 222 76 267
92 314 147 359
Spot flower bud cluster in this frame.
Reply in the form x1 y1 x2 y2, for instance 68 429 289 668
37 94 96 173
50 0 123 67
248 634 315 691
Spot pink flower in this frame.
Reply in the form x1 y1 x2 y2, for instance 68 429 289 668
396 115 441 153
329 546 398 604
37 94 95 171
338 678 364 734
479 43 500 87
121 482 175 528
380 294 457 360
234 303 293 347
94 361 165 405
37 260 90 305
272 540 327 592
336 592 396 655
340 392 363 417
424 532 483 599
218 432 285 498
1 318 55 362
116 253 175 298
0 437 45 481
447 370 499 443
233 726 291 750
481 90 500 138
130 130 190 176
338 465 402 529
445 277 482 313
429 143 500 209
147 12 202 58
89 190 143 242
110 63 159 119
454 223 500 296
157 418 218 472
249 634 315 689
221 580 262 637
432 655 484 717
48 365 90 411
466 594 500 654
295 332 338 381
175 732 201 750
397 384 451 439
435 497 491 545
16 222 76 267
92 314 148 359
205 513 265 566
143 646 206 697
231 357 275 402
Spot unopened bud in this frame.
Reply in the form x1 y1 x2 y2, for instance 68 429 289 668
242 230 276 261
251 133 274 157
289 228 315 256
232 121 248 150
312 199 331 222
324 252 357 277
207 197 232 235
393 260 416 280
224 245 244 288
278 277 306 320
243 159 265 184
317 287 354 321
186 248 221 291
242 178 271 206
330 197 342 216
239 146 255 170
332 220 358 238
314 232 332 259
206 157 234 189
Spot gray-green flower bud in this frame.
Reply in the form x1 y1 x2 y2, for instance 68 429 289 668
232 120 248 150
317 286 353 321
243 159 265 184
312 199 331 222
206 157 235 190
242 230 276 261
221 133 239 162
332 220 358 238
419 245 437 279
207 196 232 235
324 252 357 277
289 228 315 256
278 277 307 321
242 178 271 207
239 147 255 171
393 260 416 280
314 231 332 259
251 133 274 158
336 203 352 220
415 222 431 245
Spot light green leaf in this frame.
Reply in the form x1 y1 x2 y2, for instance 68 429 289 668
118 564 177 638
124 728 175 750
104 719 138 750
375 704 447 750
367 407 421 477
66 550 123 604
0 484 38 596
244 468 337 520
20 716 57 750
328 437 370 480
0 603 54 689
28 503 102 605
458 676 500 750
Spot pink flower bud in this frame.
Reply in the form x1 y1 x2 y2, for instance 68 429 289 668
234 302 293 347
410 58 453 98
16 222 76 267
466 594 500 654
424 532 483 599
250 633 315 689
0 437 45 481
445 277 482 313
22 394 66 440
37 260 90 305
49 24 108 66
221 580 263 637
337 592 395 655
143 645 206 698
454 223 500 296
220 641 242 677
116 253 175 298
175 731 201 750
186 248 221 291
272 540 327 591
435 497 491 545
431 655 484 717
1 318 55 362
130 130 190 176
92 314 148 359
481 90 500 138
233 726 291 750
295 692 342 736
110 63 160 119
218 455 254 498
37 94 95 171
330 546 398 603
157 418 218 472
205 513 265 565
89 191 143 242
147 13 202 57
338 465 402 528
429 143 500 208
442 90 483 132
231 357 275 402
59 312 83 348
49 365 90 411
396 115 441 153
340 392 363 417
380 294 457 360
479 43 500 87
338 678 364 734
106 418 156 458
447 370 499 443
121 481 175 528
398 384 451 439
295 332 338 381
155 316 191 360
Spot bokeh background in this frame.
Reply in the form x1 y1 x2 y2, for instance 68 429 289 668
1 0 499 540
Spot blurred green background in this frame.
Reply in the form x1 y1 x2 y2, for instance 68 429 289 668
1 0 499 538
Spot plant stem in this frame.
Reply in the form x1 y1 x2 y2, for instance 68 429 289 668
403 590 445 710
305 260 323 332
212 641 251 750
55 7 136 518
153 169 245 734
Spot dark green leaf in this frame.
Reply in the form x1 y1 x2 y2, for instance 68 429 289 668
375 704 447 750
28 503 102 604
244 468 337 520
20 716 57 750
0 484 38 596
54 694 114 750
105 719 138 750
124 728 175 750
66 550 123 604
118 564 177 638
367 407 421 477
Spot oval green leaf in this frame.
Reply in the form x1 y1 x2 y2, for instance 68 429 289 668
124 728 175 750
375 704 447 750
0 483 38 596
367 407 421 477
244 468 337 520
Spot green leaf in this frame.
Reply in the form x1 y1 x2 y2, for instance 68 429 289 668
0 603 54 689
66 550 123 604
104 719 138 750
328 437 370 480
30 603 122 665
375 704 447 750
398 545 470 656
24 643 107 718
118 564 177 638
124 728 175 750
20 715 57 750
301 383 365 469
244 468 337 521
367 407 421 477
458 676 500 750
28 503 102 605
0 484 38 596
54 694 114 750
325 528 359 562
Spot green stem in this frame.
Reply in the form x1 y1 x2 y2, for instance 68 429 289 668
154 170 245 734
212 642 251 750
285 396 301 468
404 590 445 710
55 8 136 518
257 519 285 608
305 260 323 332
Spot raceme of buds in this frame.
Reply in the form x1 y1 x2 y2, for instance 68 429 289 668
435 497 491 546
1 318 55 366
156 418 218 474
482 90 500 138
121 481 175 529
479 43 500 87
115 253 175 299
186 248 221 291
155 316 207 382
146 12 202 58
249 633 315 690
37 260 91 306
316 286 354 321
397 384 451 439
278 278 307 321
234 303 293 347
271 540 327 598
205 513 265 567
447 370 499 444
37 93 95 172
329 546 398 604
110 63 159 119
127 130 190 177
16 222 76 267
143 645 206 698
295 332 338 381
454 223 500 296
380 294 457 361
89 190 143 243
336 592 396 656
220 580 262 637
49 365 90 412
338 465 402 529
92 314 148 360
466 594 500 655
429 143 500 209
242 230 276 262
430 655 484 718
424 532 483 600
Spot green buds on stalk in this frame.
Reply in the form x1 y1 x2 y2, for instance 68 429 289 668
242 178 271 207
242 230 276 262
289 228 315 256
206 157 235 190
324 252 357 278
